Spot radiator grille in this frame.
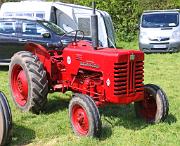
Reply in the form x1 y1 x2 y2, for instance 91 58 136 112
135 61 144 92
114 60 144 96
114 62 128 96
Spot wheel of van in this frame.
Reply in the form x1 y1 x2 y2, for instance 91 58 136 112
69 93 101 137
0 92 12 146
134 84 169 123
9 51 49 114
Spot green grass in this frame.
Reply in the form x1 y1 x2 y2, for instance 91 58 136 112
0 41 180 146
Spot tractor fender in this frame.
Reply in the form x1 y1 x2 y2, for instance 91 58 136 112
25 43 52 79
25 42 51 60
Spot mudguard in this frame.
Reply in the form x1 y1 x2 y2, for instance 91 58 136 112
0 92 12 146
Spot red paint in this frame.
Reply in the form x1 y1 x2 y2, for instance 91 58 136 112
72 104 89 135
25 40 144 106
138 88 157 121
11 65 28 106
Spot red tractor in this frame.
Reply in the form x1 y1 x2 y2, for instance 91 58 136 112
8 3 169 137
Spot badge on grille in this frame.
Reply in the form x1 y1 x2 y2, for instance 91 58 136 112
106 78 111 87
130 54 135 61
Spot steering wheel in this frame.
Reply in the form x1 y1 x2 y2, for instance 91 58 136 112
60 30 85 43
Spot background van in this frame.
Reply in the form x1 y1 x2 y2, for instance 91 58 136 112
139 10 180 53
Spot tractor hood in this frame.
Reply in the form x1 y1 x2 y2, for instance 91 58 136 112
97 48 143 57
63 41 144 74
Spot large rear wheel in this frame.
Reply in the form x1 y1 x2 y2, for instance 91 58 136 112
9 51 48 114
0 92 12 146
69 94 101 137
134 84 169 123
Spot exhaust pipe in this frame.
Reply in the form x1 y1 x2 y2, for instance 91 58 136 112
91 1 99 49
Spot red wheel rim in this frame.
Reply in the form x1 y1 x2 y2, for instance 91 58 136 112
72 104 89 135
11 65 28 107
139 88 157 121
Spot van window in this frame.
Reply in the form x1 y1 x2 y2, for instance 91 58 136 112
50 7 56 24
78 18 91 36
0 21 16 35
3 12 43 19
24 13 33 17
16 12 33 17
16 13 23 17
142 13 179 28
36 13 45 19
103 15 115 46
22 21 47 37
3 12 14 17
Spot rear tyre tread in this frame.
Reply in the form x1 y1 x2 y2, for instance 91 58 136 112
9 51 48 114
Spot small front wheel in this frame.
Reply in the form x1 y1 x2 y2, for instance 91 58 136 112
134 84 169 123
69 94 101 137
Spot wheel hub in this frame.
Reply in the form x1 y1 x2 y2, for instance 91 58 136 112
72 105 89 135
17 70 28 96
11 65 28 107
17 78 23 92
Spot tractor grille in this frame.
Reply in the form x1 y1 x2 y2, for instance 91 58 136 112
114 60 144 96
114 62 128 95
135 61 144 93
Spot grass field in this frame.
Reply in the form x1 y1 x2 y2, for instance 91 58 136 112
0 41 180 146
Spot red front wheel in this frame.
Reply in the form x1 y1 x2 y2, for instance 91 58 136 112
72 104 89 135
134 84 169 123
69 94 101 137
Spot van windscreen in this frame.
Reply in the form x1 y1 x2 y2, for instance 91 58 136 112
142 13 179 28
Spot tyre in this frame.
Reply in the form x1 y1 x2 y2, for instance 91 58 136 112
9 51 48 114
69 93 101 137
134 84 169 123
0 92 12 146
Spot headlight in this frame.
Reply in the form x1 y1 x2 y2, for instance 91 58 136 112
172 30 180 39
139 32 148 39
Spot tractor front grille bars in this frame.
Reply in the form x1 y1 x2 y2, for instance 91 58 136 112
114 60 144 96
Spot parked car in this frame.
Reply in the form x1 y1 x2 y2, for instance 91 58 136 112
0 1 115 48
0 17 88 65
139 9 180 53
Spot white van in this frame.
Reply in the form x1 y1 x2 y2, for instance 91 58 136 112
139 10 180 53
0 1 115 48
